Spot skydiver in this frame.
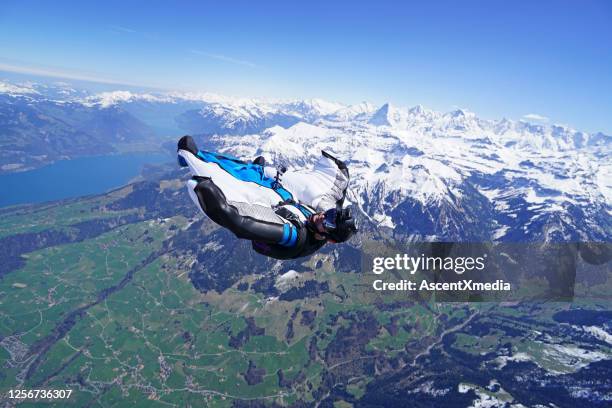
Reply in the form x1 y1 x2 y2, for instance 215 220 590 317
177 135 357 259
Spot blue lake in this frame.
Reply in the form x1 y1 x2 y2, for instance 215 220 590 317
0 152 173 207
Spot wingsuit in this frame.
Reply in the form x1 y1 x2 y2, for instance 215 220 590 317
177 135 357 259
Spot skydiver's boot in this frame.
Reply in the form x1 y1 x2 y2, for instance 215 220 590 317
177 135 198 167
252 156 266 166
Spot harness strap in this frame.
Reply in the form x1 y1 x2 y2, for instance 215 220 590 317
276 198 316 218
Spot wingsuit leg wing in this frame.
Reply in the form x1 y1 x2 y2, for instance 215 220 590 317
188 176 299 244
177 136 301 248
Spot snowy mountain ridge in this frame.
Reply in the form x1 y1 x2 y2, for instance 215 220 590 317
2 79 607 150
1 79 609 241
194 102 609 242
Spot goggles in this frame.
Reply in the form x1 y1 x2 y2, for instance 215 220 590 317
323 208 338 231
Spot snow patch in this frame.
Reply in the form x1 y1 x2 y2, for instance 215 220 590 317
581 325 612 346
275 270 299 292
0 81 39 95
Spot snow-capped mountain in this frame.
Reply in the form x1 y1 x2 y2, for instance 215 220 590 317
175 98 348 135
1 79 609 241
194 103 610 242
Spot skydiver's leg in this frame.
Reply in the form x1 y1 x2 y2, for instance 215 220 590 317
177 135 299 247
188 176 298 246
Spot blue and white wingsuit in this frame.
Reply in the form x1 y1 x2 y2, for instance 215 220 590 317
177 135 350 259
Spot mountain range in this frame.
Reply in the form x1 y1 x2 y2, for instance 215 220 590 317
1 79 610 242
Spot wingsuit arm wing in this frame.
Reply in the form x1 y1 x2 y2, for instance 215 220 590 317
275 150 351 213
322 150 349 206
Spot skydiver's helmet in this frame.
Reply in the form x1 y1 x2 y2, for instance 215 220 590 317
323 207 358 243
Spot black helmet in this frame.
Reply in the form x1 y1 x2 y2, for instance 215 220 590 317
326 207 357 243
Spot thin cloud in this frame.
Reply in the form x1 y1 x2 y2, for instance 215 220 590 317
109 25 137 34
523 113 549 122
190 49 258 68
0 61 159 88
108 25 158 41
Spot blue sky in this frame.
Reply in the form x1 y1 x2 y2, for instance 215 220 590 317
1 0 611 132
